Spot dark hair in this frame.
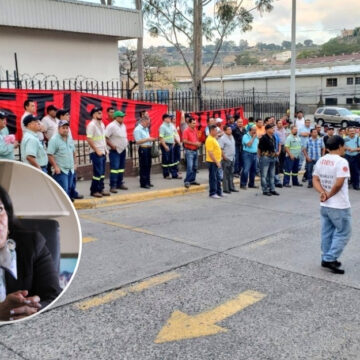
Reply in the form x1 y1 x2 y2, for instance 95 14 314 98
0 185 19 237
23 99 34 110
310 128 318 133
234 114 240 121
107 107 115 113
248 117 254 122
223 124 230 131
139 110 147 118
326 135 344 151
276 119 282 124
209 124 217 132
256 118 262 123
188 118 196 124
264 117 270 124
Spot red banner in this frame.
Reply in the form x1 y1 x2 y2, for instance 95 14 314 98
176 106 246 142
0 89 168 141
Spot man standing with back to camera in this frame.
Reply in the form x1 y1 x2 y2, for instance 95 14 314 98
313 135 352 274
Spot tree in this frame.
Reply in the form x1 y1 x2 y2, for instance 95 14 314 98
144 0 274 109
239 39 249 51
119 49 138 98
144 54 168 82
234 52 259 66
303 39 313 47
282 40 291 50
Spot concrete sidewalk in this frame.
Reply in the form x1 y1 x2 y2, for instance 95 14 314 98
74 169 248 210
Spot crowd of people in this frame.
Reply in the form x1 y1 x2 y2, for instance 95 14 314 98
1 103 360 201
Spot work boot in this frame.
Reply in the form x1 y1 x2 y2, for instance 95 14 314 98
110 188 118 194
91 192 103 198
102 190 111 196
117 184 128 190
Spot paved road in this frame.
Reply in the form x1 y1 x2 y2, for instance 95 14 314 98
1 185 359 360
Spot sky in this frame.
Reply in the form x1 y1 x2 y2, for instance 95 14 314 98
82 0 360 48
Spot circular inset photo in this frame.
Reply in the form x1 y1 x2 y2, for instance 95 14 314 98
0 160 82 323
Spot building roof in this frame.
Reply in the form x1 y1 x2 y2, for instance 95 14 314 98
179 64 360 84
296 53 360 65
0 0 142 39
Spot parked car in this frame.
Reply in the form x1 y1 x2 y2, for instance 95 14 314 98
314 107 360 128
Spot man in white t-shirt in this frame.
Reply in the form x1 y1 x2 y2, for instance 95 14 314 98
295 110 305 129
313 135 351 274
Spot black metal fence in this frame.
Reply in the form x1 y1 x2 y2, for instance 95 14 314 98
1 73 290 166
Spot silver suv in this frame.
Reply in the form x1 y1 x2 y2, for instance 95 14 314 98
314 107 360 128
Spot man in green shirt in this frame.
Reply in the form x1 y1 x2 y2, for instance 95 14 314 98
47 120 76 198
20 115 48 172
283 125 303 187
0 112 18 160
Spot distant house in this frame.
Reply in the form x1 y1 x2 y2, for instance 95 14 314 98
341 29 354 38
178 65 360 107
0 0 142 83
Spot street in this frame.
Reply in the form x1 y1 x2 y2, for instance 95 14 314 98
1 183 360 360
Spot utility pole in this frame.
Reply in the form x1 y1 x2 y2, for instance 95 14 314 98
136 0 144 100
290 0 296 122
193 0 203 110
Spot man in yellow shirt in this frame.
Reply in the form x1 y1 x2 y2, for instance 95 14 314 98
205 125 223 198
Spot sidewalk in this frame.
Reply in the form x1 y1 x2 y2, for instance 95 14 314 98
74 168 247 210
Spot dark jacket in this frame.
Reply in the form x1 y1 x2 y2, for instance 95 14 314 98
232 127 246 149
258 134 276 156
5 229 61 308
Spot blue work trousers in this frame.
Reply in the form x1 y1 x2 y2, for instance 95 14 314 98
345 154 360 189
109 149 126 188
90 153 106 194
283 157 300 186
138 147 152 187
161 143 178 178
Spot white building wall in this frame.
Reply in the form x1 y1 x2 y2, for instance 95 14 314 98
0 27 120 82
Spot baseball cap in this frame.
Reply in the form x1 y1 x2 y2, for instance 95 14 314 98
0 111 6 119
90 107 103 116
215 117 223 123
58 120 70 127
23 114 40 127
113 110 125 118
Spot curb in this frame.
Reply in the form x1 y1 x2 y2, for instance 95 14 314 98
74 184 208 210
74 171 304 210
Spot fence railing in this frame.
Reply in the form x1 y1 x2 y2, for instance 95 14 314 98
2 74 290 166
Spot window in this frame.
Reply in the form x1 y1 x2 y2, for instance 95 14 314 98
315 108 324 114
325 98 338 106
326 78 337 87
346 98 354 104
356 77 360 85
347 77 354 85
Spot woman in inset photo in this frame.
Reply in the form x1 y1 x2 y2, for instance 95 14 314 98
0 185 61 321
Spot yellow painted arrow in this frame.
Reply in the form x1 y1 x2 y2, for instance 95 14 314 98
155 290 266 344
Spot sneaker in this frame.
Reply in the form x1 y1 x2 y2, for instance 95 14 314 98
184 182 190 189
110 188 118 194
210 194 221 199
91 192 103 198
101 190 111 196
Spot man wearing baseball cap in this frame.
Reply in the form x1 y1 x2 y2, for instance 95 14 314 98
86 107 110 198
105 110 129 193
20 115 48 172
47 120 76 198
